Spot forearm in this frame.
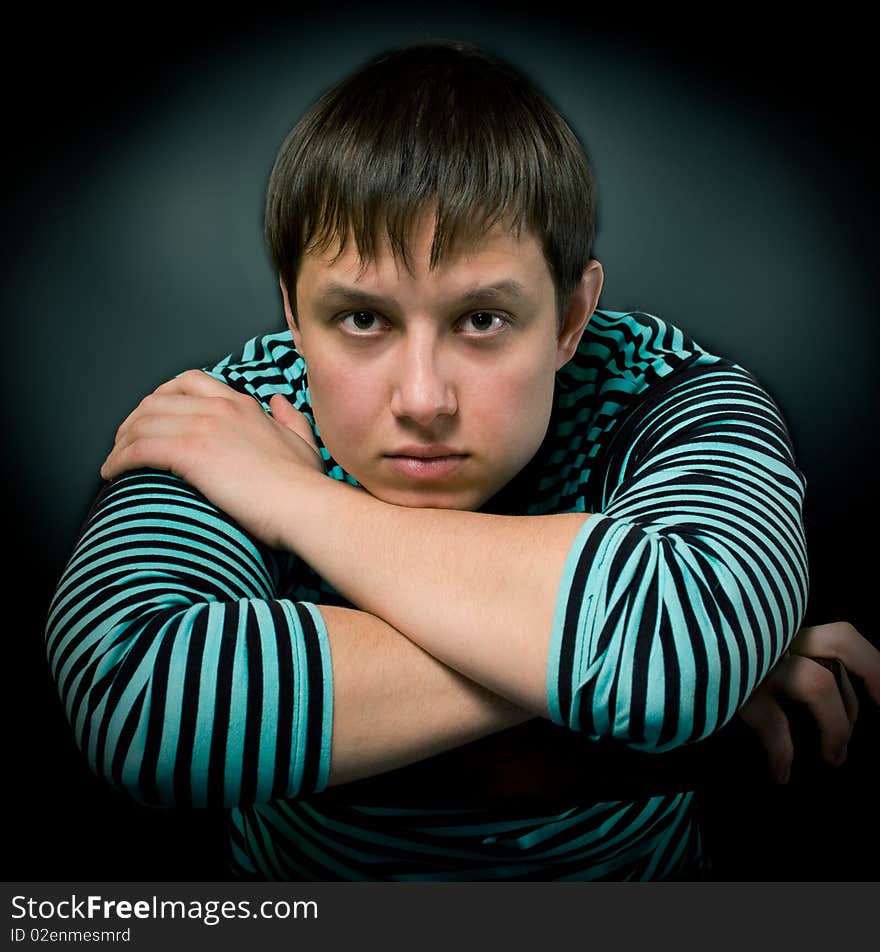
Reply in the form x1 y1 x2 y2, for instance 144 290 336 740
97 367 584 719
279 364 809 752
321 605 530 787
93 358 809 762
282 473 589 715
47 471 530 805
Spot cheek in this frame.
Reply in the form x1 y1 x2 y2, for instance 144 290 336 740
307 360 381 447
469 363 555 460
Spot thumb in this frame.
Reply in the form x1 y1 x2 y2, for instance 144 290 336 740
269 393 320 455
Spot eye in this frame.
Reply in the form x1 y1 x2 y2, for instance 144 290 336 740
339 311 387 334
458 311 508 335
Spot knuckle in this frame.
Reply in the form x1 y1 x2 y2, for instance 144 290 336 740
123 442 145 468
795 658 837 701
797 663 836 702
819 622 845 654
838 621 860 645
209 395 236 418
825 620 858 653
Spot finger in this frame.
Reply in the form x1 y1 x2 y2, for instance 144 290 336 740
101 435 187 481
112 395 223 453
115 393 213 439
791 622 880 706
808 657 859 726
738 691 794 783
268 392 301 428
103 410 221 478
153 369 233 397
774 655 852 765
269 394 320 456
837 665 859 725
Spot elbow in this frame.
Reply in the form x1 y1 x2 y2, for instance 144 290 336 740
641 606 803 753
556 528 807 753
46 608 193 808
629 568 805 751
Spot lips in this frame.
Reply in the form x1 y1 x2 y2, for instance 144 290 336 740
387 444 464 459
383 447 469 480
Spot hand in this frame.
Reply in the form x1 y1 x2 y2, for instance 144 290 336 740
100 370 325 549
737 621 880 783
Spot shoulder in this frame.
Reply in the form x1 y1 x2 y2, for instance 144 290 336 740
573 309 778 412
565 309 722 394
533 309 782 513
200 329 309 412
558 308 755 437
555 309 730 438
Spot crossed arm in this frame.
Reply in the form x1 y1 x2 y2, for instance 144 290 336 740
48 368 880 805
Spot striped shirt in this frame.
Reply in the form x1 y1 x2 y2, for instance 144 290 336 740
45 309 808 879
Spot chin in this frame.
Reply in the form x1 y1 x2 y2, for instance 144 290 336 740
363 483 487 512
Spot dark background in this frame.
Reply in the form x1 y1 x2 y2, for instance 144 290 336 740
3 4 877 881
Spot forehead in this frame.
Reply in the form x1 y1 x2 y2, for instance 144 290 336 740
298 214 553 299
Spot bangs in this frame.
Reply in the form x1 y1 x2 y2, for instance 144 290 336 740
299 172 533 276
265 42 594 311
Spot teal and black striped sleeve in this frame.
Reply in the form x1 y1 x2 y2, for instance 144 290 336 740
547 358 809 750
45 470 334 810
44 333 338 811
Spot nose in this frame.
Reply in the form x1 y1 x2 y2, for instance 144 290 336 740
389 332 457 427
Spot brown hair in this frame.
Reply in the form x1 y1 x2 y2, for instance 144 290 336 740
264 41 596 321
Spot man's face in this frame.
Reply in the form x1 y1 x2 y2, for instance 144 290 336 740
286 215 600 510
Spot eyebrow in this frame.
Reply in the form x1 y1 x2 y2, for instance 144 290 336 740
314 279 533 311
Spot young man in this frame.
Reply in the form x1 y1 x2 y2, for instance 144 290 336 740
46 42 879 880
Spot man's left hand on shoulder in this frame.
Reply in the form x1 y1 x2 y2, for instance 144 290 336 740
100 369 328 550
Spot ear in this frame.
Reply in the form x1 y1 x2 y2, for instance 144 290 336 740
279 278 304 353
556 260 604 370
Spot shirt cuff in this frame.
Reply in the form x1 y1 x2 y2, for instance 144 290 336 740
547 513 647 733
284 601 334 796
